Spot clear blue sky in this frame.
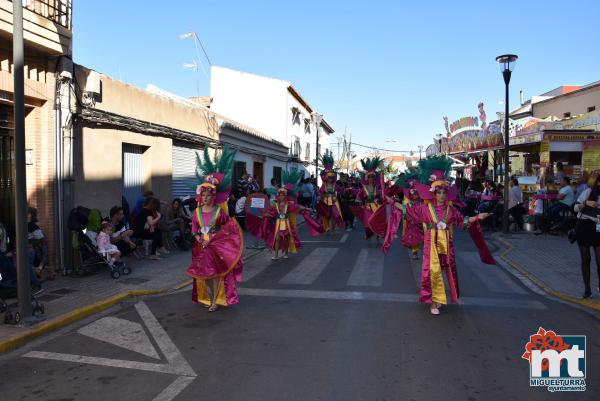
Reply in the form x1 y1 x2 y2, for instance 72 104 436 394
74 0 600 153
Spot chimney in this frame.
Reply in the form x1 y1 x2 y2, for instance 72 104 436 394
519 90 524 106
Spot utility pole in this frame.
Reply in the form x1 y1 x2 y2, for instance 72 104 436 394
13 0 32 317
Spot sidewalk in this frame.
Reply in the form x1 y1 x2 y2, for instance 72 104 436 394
492 231 600 311
0 230 264 353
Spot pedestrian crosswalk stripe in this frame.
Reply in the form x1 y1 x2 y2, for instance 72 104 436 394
237 288 547 310
347 248 383 287
279 248 339 285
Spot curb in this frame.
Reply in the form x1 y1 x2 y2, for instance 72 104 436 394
492 234 600 312
0 248 264 354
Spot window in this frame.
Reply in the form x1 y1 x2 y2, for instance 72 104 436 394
291 107 301 125
588 106 596 113
304 119 311 133
272 166 282 185
292 138 302 157
305 143 311 161
563 112 571 118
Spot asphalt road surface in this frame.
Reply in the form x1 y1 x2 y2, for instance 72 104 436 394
1 224 599 401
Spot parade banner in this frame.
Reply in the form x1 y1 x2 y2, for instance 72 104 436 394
244 193 269 217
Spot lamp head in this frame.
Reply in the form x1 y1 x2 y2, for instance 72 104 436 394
496 54 518 73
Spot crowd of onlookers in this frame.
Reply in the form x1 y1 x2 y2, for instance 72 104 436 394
0 207 49 293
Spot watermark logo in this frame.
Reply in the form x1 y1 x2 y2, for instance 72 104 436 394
522 327 586 392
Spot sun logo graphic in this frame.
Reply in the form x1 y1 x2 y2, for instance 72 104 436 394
522 327 586 392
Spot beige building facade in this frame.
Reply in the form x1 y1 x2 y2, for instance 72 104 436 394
71 65 219 217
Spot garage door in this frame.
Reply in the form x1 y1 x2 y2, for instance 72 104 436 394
172 141 202 199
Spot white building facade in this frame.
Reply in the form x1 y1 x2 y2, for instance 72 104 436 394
210 66 335 178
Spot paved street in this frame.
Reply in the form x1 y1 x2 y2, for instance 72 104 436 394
1 225 599 401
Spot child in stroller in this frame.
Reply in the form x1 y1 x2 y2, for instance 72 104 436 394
97 222 124 267
68 206 132 279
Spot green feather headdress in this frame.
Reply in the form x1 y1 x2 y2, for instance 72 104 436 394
417 156 453 185
280 168 304 197
395 166 420 188
360 156 383 173
194 145 238 201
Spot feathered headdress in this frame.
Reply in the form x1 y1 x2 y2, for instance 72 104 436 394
319 154 337 180
195 145 237 204
278 169 304 198
395 166 420 188
359 156 383 185
395 165 420 197
414 156 459 201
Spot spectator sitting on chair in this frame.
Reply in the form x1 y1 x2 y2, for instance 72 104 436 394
133 190 154 220
548 176 574 226
133 197 167 260
476 180 497 213
108 206 136 256
165 198 190 249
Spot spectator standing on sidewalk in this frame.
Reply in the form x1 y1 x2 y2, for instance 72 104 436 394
573 173 600 299
507 178 524 230
27 207 51 279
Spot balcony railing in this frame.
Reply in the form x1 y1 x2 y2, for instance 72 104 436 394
10 0 72 29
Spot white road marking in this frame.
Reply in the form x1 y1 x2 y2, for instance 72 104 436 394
135 302 195 377
23 351 184 375
152 376 196 401
78 316 160 360
279 248 338 285
238 287 547 309
23 301 196 401
347 248 383 287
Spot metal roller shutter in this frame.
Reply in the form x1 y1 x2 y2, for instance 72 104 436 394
172 141 202 199
122 144 146 211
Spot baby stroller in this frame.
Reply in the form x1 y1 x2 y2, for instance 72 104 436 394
68 206 132 279
0 271 45 325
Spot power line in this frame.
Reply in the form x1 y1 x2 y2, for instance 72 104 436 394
351 142 415 153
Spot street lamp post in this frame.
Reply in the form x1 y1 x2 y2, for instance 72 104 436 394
418 145 423 160
496 54 518 234
312 112 323 180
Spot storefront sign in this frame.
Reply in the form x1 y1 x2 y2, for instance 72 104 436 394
559 109 600 131
583 141 600 171
509 132 543 146
540 142 550 167
543 133 600 141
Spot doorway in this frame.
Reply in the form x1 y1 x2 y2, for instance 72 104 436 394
0 104 14 236
253 161 264 189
